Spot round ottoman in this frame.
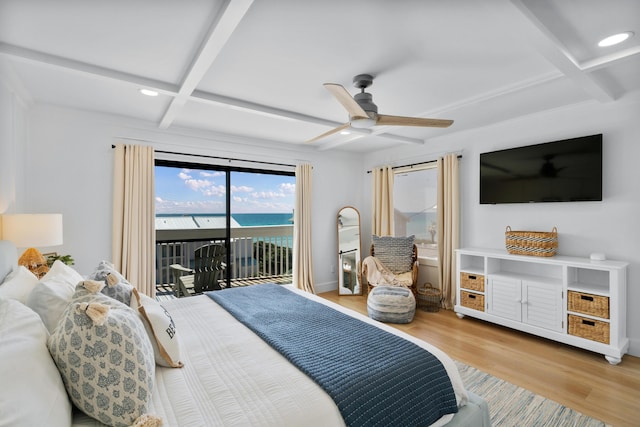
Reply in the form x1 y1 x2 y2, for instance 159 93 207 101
367 286 416 323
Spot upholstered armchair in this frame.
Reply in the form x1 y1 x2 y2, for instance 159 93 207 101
361 235 419 295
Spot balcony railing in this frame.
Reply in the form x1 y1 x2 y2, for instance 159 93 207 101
155 225 293 288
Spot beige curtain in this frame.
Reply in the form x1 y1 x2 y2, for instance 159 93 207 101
437 154 460 309
293 163 315 293
112 144 156 297
372 166 394 236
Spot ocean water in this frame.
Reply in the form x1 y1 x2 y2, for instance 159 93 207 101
403 212 438 243
156 213 293 227
233 213 293 226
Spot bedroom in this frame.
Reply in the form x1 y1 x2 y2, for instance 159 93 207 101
1 0 639 425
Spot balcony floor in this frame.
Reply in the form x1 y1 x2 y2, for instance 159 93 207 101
156 275 293 301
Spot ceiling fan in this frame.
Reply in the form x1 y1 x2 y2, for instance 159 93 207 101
307 73 453 143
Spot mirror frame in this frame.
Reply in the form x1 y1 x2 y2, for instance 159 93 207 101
337 206 362 295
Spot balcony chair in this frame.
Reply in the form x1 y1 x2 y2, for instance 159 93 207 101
361 235 418 295
169 243 227 297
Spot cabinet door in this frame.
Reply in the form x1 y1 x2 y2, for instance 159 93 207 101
487 276 521 321
522 281 564 332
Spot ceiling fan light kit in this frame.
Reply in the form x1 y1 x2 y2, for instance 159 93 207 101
350 115 377 129
307 73 453 143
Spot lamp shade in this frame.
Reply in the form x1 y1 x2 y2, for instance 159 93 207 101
1 214 63 248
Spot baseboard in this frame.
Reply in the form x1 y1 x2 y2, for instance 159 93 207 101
627 337 640 358
314 281 338 294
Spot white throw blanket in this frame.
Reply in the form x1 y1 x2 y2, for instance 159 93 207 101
362 256 413 287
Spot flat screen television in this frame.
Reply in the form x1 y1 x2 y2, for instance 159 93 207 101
480 134 602 204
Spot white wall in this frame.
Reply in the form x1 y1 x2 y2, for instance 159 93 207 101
0 74 27 215
362 93 640 357
18 104 363 293
3 77 639 357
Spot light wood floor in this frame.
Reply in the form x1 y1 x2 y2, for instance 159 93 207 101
318 290 640 427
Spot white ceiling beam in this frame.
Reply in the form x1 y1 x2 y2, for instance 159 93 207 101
193 89 424 146
580 45 640 71
0 42 178 95
315 130 424 151
0 41 369 136
159 0 254 129
190 89 342 128
510 0 616 103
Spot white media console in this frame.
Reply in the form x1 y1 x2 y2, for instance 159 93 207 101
455 248 628 364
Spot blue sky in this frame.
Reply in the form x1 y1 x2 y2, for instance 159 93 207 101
155 166 295 214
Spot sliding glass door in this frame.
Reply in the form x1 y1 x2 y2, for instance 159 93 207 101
154 160 294 290
229 171 295 282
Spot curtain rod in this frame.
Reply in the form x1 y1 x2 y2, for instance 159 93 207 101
366 154 462 173
111 145 297 169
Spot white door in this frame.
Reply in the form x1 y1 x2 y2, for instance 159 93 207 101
488 276 522 321
522 280 564 332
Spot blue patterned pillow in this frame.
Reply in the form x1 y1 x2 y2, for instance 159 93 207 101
88 261 133 305
47 292 157 427
372 235 415 274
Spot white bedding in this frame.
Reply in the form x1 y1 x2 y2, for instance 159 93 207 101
73 285 467 427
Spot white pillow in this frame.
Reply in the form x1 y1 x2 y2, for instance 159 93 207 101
48 293 158 427
0 297 72 426
26 260 84 333
0 266 39 303
131 288 183 368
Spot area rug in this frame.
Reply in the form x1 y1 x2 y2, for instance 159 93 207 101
455 361 610 427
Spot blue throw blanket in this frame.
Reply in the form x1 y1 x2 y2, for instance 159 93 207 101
208 284 458 426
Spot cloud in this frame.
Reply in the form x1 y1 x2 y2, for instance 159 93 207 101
280 182 295 193
201 184 226 197
230 197 295 213
159 166 295 214
155 198 226 214
184 178 215 192
231 185 254 193
251 190 287 199
177 168 226 197
200 171 224 178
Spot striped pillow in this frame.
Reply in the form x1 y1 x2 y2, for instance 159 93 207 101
372 235 415 274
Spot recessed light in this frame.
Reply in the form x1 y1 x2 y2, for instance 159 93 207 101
139 89 159 97
340 130 351 135
598 31 634 47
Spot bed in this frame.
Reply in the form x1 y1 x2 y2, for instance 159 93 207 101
0 240 490 427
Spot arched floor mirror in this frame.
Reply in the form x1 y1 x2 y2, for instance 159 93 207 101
337 206 362 295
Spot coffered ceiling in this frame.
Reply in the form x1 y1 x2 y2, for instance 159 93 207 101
1 0 639 152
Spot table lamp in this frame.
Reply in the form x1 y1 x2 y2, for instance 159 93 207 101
1 213 63 278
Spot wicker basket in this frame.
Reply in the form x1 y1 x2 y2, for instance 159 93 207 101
416 284 441 312
568 291 610 319
505 226 558 257
460 291 484 312
568 314 610 344
460 272 485 292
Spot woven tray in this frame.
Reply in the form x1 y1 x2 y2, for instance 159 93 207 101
505 226 558 257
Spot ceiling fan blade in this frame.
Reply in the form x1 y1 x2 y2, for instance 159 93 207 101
305 123 351 144
377 114 454 128
324 83 369 118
